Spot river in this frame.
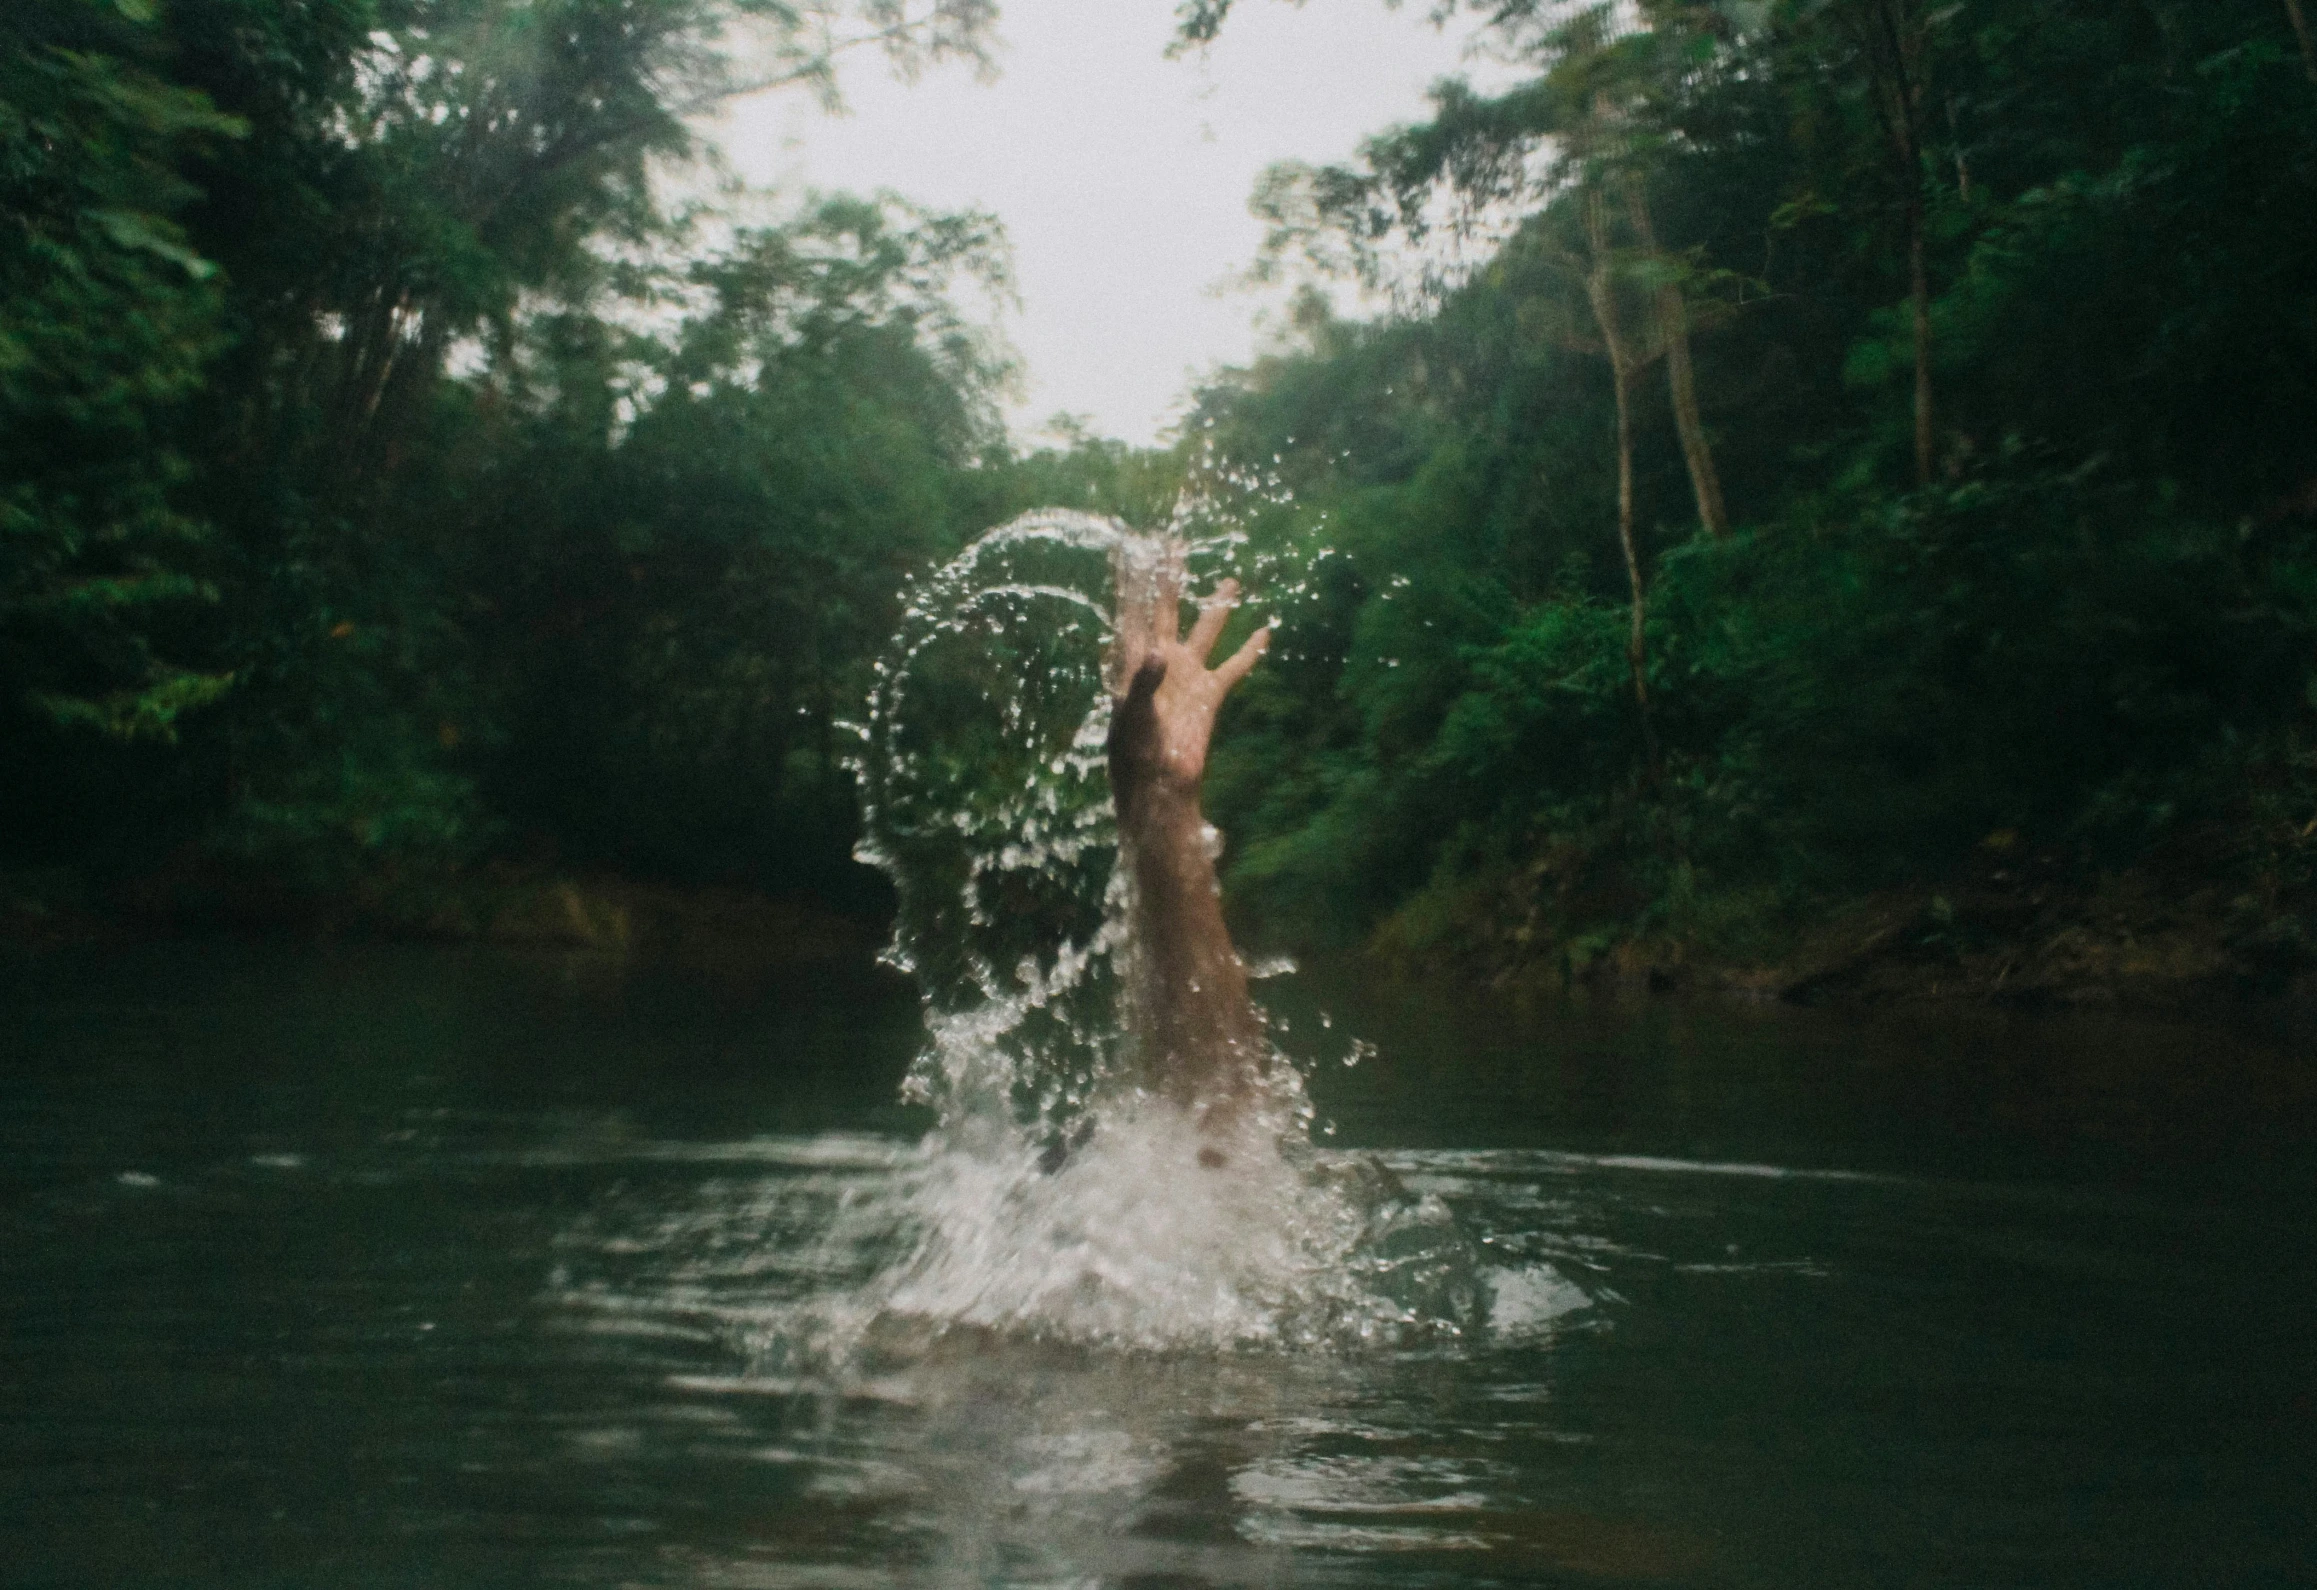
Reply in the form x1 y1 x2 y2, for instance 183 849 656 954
4 941 2311 1587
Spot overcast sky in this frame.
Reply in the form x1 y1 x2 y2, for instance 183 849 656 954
701 1 1497 448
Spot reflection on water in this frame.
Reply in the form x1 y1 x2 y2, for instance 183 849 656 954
543 1124 1589 1582
3 942 2314 1587
543 1126 1621 1585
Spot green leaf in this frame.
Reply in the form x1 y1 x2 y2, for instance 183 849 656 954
88 209 220 280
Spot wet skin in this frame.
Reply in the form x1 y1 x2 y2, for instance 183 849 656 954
1105 546 1271 1143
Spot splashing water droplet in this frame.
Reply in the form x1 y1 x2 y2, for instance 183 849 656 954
807 502 1491 1356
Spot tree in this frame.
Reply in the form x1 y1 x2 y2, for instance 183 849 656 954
149 0 1002 879
2284 0 2316 84
1171 0 2317 977
173 0 997 488
1237 5 1768 763
453 194 1014 890
0 0 243 743
1777 0 1946 486
1575 185 1663 766
1460 3 1738 537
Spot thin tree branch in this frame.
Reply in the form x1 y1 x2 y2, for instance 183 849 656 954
2285 0 2317 84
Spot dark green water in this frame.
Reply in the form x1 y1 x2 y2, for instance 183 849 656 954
3 942 2312 1587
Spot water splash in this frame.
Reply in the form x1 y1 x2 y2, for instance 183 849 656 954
850 509 1261 1145
848 509 1140 1144
542 1136 1605 1580
847 488 1329 1101
833 507 1497 1353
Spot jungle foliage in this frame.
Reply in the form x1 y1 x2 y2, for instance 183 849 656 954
7 0 2317 978
1185 0 2317 975
1 0 1023 911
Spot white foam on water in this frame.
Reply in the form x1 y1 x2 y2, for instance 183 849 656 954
553 506 1593 1377
1483 1263 1596 1342
866 1101 1389 1352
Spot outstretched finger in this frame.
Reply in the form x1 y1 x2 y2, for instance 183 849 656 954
1211 624 1270 693
1106 587 1156 694
1153 543 1185 644
1185 578 1240 663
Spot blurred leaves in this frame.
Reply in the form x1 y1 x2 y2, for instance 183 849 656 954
1188 0 2317 963
1 0 1006 888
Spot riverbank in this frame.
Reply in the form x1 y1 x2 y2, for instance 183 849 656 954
11 830 2315 1019
1367 817 2317 1018
0 861 888 970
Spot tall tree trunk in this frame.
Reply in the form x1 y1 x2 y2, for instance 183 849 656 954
1610 364 1659 774
2286 0 2317 83
1907 190 1934 486
332 289 406 456
1582 189 1661 774
355 307 450 499
1624 177 1729 538
1945 94 1973 201
1843 0 1937 485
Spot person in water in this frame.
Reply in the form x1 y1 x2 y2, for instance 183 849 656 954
1105 541 1272 1161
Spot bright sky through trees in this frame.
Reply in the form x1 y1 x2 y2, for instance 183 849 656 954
707 0 1495 445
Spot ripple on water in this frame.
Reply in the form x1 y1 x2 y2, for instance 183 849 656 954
537 506 1606 1579
548 1121 1585 1368
538 1125 1630 1582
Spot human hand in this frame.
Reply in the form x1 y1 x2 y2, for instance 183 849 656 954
1108 545 1269 795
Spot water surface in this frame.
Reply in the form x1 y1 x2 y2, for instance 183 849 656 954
4 943 2311 1587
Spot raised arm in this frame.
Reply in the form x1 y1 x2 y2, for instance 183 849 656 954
1106 541 1271 1142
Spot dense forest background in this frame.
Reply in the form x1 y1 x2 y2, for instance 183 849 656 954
1185 0 2317 995
7 0 2317 996
3 0 1023 922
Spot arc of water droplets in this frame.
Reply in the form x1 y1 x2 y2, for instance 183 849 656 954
786 481 1502 1352
848 488 1335 1144
853 511 1149 1142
